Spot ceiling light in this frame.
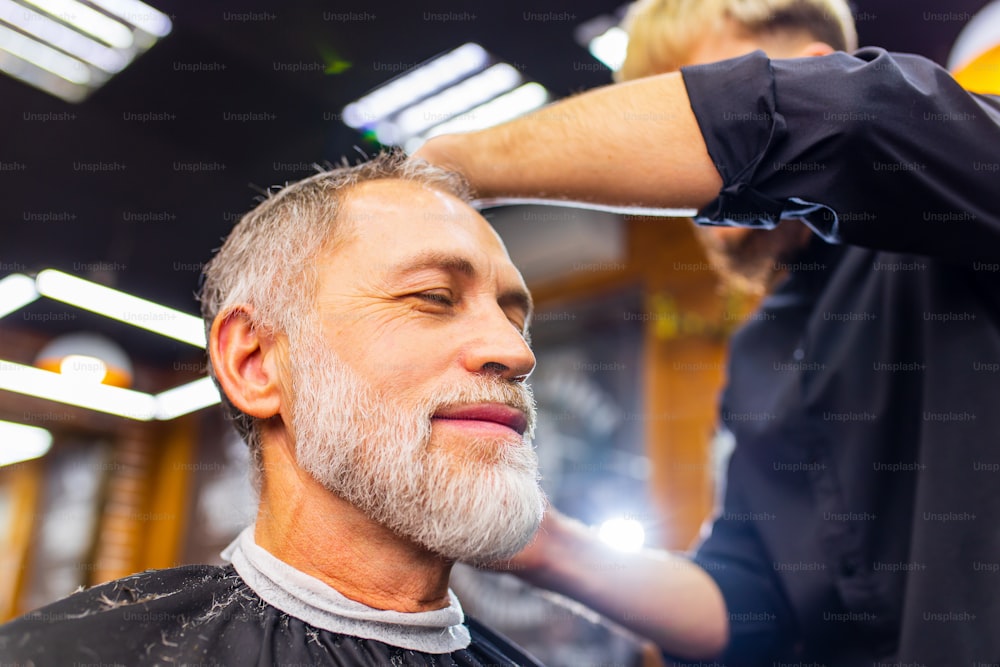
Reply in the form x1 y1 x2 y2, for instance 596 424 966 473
21 0 134 49
0 0 171 102
59 354 108 383
406 83 550 153
0 360 156 420
379 63 522 143
575 8 630 73
35 269 206 348
0 0 129 73
588 26 628 72
0 23 91 86
1 271 219 420
88 0 172 39
34 331 134 387
342 42 489 129
0 273 39 319
0 419 53 467
343 42 551 149
155 376 221 420
0 359 221 421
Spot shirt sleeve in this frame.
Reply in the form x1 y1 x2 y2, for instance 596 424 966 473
680 48 1000 261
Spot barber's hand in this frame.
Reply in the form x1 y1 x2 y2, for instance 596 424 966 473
484 505 583 588
409 135 485 193
409 135 458 169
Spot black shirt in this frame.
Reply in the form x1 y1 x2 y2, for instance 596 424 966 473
0 565 544 666
676 49 1000 665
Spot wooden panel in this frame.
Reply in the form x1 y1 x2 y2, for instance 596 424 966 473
0 459 44 620
91 426 155 584
631 217 727 549
142 417 197 571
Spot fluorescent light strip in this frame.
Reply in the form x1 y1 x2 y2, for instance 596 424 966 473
0 419 52 467
21 0 134 49
342 42 489 129
0 361 220 421
35 269 206 348
0 271 219 421
0 360 156 420
589 26 628 71
0 273 39 319
0 54 89 101
407 83 550 152
155 376 220 420
88 0 172 38
0 22 90 84
0 0 128 72
381 63 523 143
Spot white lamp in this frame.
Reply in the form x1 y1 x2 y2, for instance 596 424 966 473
34 332 134 388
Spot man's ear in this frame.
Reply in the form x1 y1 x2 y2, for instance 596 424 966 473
209 306 284 419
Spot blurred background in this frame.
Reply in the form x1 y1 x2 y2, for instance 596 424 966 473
1 1 996 665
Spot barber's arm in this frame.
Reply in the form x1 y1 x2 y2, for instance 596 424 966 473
417 49 1000 261
503 506 730 661
413 72 723 211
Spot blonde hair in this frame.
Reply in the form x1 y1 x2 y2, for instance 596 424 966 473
616 0 858 81
199 151 470 468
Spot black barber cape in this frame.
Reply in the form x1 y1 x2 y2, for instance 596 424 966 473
0 565 544 666
675 49 1000 665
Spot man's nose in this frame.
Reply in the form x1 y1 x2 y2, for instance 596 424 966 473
461 308 535 382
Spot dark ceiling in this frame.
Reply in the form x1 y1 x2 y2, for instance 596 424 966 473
0 0 992 368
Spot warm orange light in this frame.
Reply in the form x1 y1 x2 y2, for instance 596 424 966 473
953 43 1000 95
34 332 134 388
35 355 132 388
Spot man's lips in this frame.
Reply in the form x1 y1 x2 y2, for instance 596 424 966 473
432 403 528 436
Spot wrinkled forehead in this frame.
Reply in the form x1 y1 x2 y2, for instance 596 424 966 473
336 179 513 259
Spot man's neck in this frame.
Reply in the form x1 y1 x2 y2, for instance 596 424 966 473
253 437 453 613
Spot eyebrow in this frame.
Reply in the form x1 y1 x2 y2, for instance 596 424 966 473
391 250 534 322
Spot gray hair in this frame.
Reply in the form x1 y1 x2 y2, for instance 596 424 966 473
198 151 472 475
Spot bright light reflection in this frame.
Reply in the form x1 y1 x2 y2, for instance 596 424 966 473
21 0 134 49
35 269 206 348
343 42 489 128
59 354 108 383
0 360 156 420
89 0 173 37
598 517 646 552
0 23 91 84
407 83 550 152
155 376 221 420
382 63 522 142
0 274 40 319
0 0 128 72
589 26 628 71
0 420 53 467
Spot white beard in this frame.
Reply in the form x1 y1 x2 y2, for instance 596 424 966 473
288 334 544 563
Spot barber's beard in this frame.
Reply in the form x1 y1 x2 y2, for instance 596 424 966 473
288 337 544 564
694 220 811 295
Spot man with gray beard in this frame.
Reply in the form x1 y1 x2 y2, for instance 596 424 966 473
0 153 546 666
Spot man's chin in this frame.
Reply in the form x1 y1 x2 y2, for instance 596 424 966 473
407 460 545 564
